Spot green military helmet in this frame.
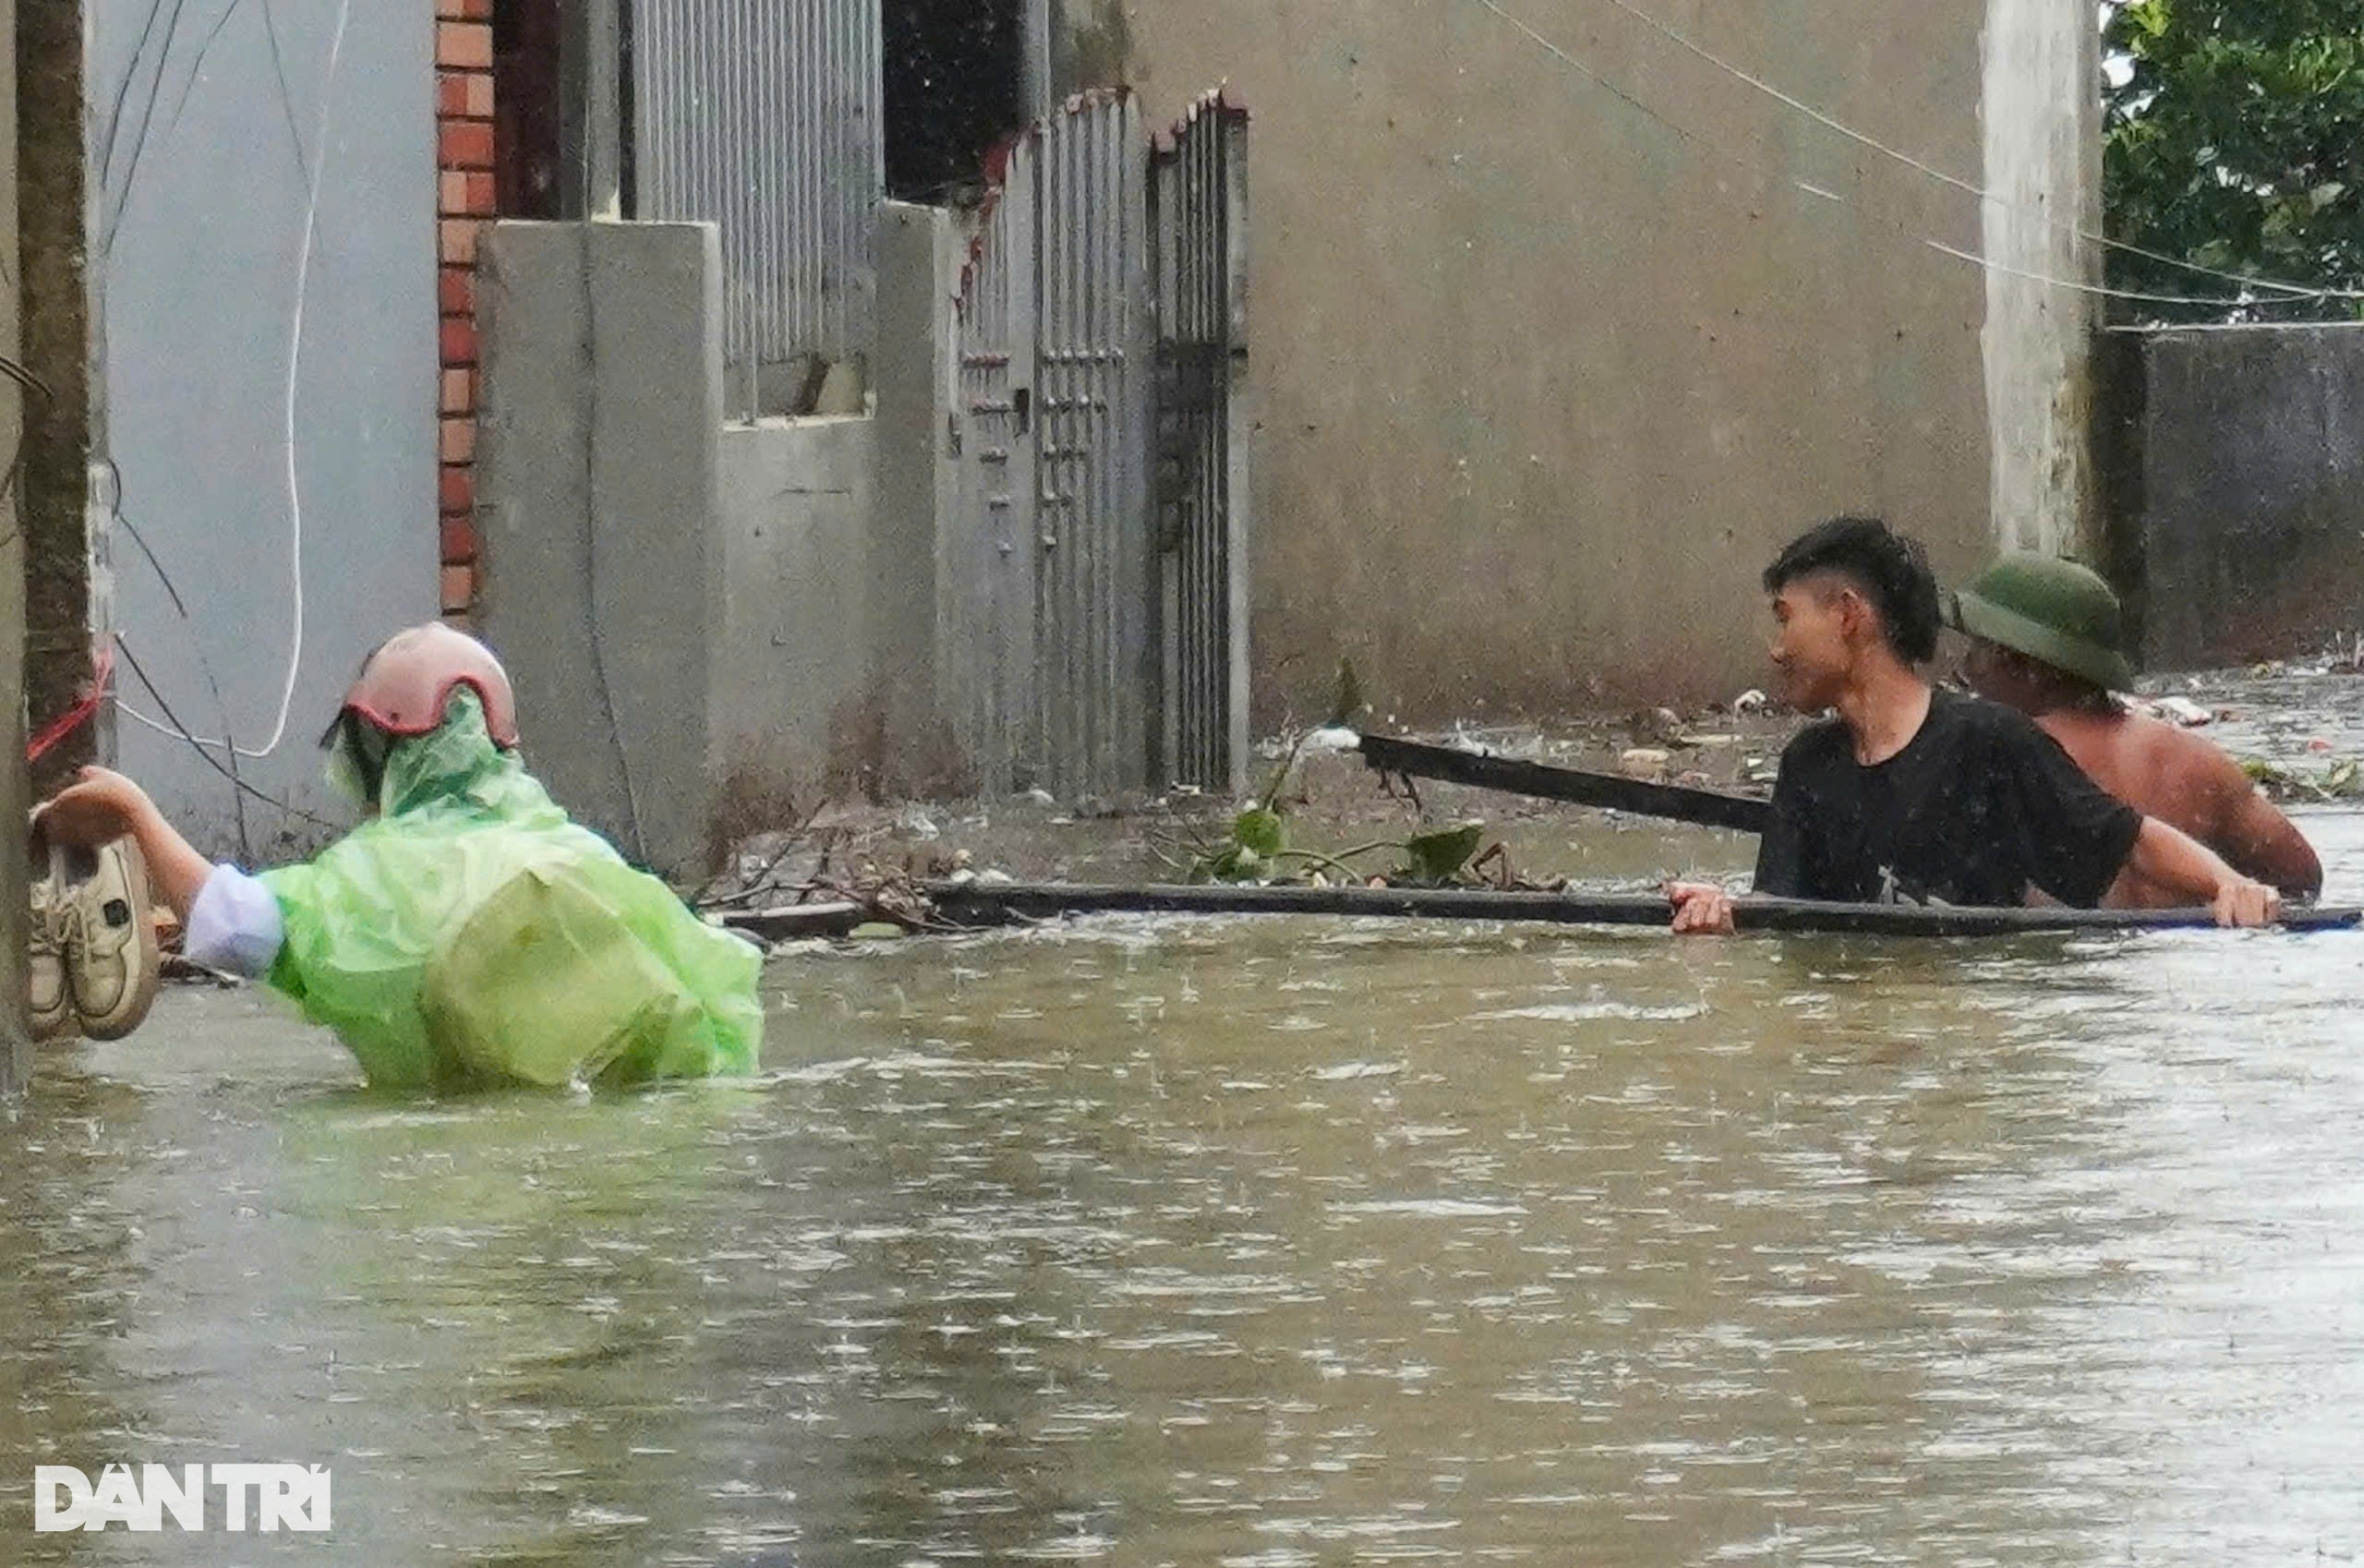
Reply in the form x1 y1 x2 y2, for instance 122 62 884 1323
1950 551 2137 693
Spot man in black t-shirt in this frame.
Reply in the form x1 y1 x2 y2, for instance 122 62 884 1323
1667 518 2282 933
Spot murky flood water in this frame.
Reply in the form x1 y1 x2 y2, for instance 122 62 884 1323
7 698 2364 1564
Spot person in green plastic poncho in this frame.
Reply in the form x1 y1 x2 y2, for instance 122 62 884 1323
37 623 764 1090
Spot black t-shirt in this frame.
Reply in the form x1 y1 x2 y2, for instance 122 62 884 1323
1754 689 2144 907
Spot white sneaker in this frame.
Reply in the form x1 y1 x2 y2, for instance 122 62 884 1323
25 817 76 1042
57 836 160 1042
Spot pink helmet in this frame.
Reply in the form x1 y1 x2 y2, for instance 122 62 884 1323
337 623 520 747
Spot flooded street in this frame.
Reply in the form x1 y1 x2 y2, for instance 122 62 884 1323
7 692 2364 1563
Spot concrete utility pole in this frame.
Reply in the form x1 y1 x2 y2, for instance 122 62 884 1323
18 0 97 802
0 0 44 1095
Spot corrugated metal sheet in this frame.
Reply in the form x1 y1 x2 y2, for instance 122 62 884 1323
1151 91 1251 796
944 151 1038 797
632 0 882 416
1032 92 1152 801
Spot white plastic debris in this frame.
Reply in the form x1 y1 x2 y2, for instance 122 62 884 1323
1301 725 1362 753
1620 748 1670 781
1732 689 1769 715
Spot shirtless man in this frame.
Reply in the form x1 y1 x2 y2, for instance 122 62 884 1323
1952 551 2322 907
1666 518 2283 935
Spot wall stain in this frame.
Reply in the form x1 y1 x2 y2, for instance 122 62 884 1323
1056 0 1138 93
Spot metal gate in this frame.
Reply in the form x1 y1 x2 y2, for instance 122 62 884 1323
943 90 1248 802
1152 92 1251 796
945 145 1039 800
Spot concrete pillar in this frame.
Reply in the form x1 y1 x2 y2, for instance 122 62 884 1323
0 0 30 1095
866 200 962 796
475 220 727 879
1980 0 2103 560
17 0 99 801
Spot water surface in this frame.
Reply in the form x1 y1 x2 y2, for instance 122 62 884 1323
2 802 2361 1565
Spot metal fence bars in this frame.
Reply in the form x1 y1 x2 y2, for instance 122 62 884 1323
1151 91 1249 798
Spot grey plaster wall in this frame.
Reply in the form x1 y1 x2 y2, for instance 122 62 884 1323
716 416 874 812
2100 324 2364 671
1067 0 2081 718
95 0 438 857
476 220 727 879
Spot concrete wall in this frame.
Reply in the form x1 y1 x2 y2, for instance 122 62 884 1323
476 221 727 880
716 416 874 812
2099 324 2364 672
1061 0 2090 718
96 0 438 856
478 221 899 865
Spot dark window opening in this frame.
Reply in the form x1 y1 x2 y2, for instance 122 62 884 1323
492 0 566 219
885 0 1027 204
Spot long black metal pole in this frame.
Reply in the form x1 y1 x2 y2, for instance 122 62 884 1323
720 882 2360 942
1356 732 1774 834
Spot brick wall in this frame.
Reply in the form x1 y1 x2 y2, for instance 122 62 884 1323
435 1 493 621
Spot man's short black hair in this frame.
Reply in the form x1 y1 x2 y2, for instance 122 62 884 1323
1762 516 1942 665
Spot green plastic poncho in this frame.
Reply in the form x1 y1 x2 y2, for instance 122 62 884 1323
257 690 764 1091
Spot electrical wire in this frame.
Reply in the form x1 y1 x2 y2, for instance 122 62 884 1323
113 634 340 830
257 0 312 184
257 0 355 757
121 0 353 760
96 0 178 198
104 478 255 858
1580 0 2364 304
1457 0 2329 310
101 0 197 257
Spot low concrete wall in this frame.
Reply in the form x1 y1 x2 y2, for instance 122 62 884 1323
2100 324 2364 671
476 221 727 878
479 219 901 869
716 416 874 818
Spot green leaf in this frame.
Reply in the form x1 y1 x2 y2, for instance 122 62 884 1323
1399 823 1486 885
2104 0 2364 324
1233 807 1285 858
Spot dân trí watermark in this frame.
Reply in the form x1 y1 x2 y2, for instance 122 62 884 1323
33 1465 331 1532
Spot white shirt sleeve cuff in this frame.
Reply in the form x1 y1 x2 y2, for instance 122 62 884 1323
184 865 286 979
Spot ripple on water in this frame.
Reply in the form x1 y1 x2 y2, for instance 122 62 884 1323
13 807 2364 1564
